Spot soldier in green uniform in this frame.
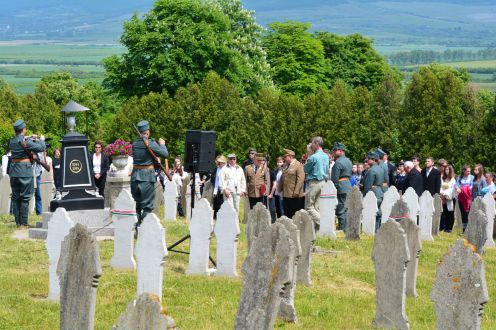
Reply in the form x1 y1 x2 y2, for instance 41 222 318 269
131 120 168 229
363 151 385 231
330 142 352 230
9 119 46 227
377 148 390 192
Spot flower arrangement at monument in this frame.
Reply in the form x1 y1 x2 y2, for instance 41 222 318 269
104 139 132 157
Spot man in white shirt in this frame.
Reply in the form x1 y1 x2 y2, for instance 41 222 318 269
212 155 227 218
219 153 247 217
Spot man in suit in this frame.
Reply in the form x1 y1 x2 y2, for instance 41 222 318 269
381 147 397 187
363 151 384 231
280 149 305 219
331 142 352 230
404 160 423 197
245 153 270 209
421 156 441 196
90 140 110 197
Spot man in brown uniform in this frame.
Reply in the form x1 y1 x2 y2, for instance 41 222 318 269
244 153 270 209
281 149 305 219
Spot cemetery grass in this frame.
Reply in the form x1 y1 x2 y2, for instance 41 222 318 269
0 211 495 329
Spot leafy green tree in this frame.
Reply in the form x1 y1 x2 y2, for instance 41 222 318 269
103 0 272 98
263 21 326 96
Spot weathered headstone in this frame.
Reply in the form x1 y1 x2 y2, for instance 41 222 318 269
202 180 214 206
39 170 54 212
214 202 240 277
57 223 102 330
113 293 176 330
362 191 378 235
345 186 363 240
402 187 419 221
390 199 422 297
419 191 434 241
135 213 167 299
294 210 315 286
0 174 11 215
181 174 191 219
482 193 495 247
242 195 250 224
46 208 75 301
381 186 400 224
105 175 131 210
318 180 337 238
372 220 410 330
454 198 463 229
235 221 296 330
465 209 488 254
432 193 442 236
277 216 301 323
185 184 192 222
187 198 214 275
163 180 178 221
246 203 272 251
431 239 489 330
110 190 137 270
152 181 164 218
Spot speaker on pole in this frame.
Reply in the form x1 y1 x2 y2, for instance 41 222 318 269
184 130 216 173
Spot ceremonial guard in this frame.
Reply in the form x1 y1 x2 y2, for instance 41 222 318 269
331 142 352 230
377 148 390 192
280 149 305 219
131 120 168 230
363 151 385 231
9 119 46 227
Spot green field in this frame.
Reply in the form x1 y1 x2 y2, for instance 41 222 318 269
0 209 495 329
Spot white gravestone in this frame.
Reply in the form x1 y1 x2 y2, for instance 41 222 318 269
163 180 178 221
482 193 495 248
152 181 164 218
402 188 419 221
187 198 214 275
214 202 240 277
45 208 74 301
0 174 10 215
40 170 55 213
185 185 192 221
419 191 434 241
362 191 378 235
135 213 167 300
319 181 337 238
110 190 138 270
381 186 400 224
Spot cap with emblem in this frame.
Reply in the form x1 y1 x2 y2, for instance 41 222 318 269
368 151 379 160
376 148 385 158
137 120 150 133
283 149 295 157
255 153 266 161
333 142 346 151
13 119 26 131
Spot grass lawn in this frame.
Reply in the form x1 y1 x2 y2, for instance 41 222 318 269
0 208 495 329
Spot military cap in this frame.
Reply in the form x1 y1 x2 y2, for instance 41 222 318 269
13 119 26 131
333 142 346 151
376 148 385 157
381 147 390 155
283 149 295 157
248 147 257 153
367 151 379 160
216 155 227 164
137 120 150 133
227 153 236 159
255 153 266 161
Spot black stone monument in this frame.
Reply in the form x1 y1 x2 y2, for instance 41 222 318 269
50 100 104 212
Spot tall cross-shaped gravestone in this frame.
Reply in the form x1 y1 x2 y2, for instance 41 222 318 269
432 193 442 236
294 210 315 285
246 203 271 251
187 198 214 275
345 186 363 240
163 179 178 221
482 193 495 248
57 224 102 330
235 220 296 330
362 191 378 235
110 190 137 270
402 187 419 223
46 207 74 301
214 201 240 277
381 186 400 224
390 199 422 298
135 213 167 300
277 216 301 323
419 191 434 241
372 220 410 330
431 239 489 330
318 180 337 238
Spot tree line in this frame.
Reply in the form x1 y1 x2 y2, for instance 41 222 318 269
388 48 496 66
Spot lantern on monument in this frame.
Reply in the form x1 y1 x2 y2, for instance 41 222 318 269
50 100 104 212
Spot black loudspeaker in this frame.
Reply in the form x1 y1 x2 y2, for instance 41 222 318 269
184 130 216 173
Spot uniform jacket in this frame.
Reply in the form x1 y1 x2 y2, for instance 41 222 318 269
363 164 385 199
219 164 247 195
387 162 397 186
280 159 305 198
8 135 46 178
331 155 353 194
405 168 423 197
421 166 441 196
131 138 168 182
244 163 270 198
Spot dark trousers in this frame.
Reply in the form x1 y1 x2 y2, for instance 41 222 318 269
440 202 455 232
131 180 156 225
284 197 305 219
249 197 264 209
459 200 469 231
336 193 347 230
10 176 34 226
95 174 107 197
213 193 224 218
35 174 42 215
275 195 284 218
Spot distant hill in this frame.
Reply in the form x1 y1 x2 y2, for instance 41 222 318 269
1 0 495 47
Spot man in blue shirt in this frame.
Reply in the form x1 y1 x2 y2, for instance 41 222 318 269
304 137 329 231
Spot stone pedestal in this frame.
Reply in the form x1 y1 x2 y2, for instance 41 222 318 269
105 175 131 210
